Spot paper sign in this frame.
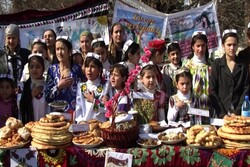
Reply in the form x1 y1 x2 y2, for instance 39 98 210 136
181 121 191 128
188 107 210 117
132 92 154 100
69 124 89 132
139 133 158 139
210 118 224 126
168 121 179 127
105 151 133 167
10 148 38 167
168 121 190 128
159 120 168 127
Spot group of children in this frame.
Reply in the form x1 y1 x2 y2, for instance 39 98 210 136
0 22 249 128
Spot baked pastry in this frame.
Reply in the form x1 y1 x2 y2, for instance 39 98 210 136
0 126 12 139
17 127 31 141
25 121 35 132
5 117 23 130
223 115 250 126
221 125 250 134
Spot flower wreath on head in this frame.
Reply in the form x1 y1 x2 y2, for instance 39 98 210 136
141 47 152 63
105 65 141 118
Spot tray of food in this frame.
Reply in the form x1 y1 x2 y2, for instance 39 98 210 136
72 133 103 148
149 120 169 133
137 138 161 148
186 125 222 149
158 131 186 144
48 100 68 109
0 140 30 150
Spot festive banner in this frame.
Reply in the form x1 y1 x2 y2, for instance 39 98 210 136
113 1 167 49
0 16 109 50
166 2 220 58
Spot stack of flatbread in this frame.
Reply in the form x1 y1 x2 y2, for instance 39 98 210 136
29 114 72 149
217 115 250 149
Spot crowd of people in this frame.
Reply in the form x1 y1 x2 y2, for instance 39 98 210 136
0 22 249 127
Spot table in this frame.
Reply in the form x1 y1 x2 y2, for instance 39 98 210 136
1 145 250 167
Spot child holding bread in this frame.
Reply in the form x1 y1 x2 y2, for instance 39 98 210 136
167 68 194 124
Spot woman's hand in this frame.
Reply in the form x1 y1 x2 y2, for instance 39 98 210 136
84 91 95 103
57 78 73 90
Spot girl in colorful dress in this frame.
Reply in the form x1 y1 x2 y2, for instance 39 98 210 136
20 54 48 124
45 36 85 112
167 68 193 124
135 64 165 124
182 31 210 111
108 22 125 64
140 39 167 92
120 40 140 72
162 42 182 96
0 74 18 127
209 29 249 118
91 38 111 79
21 39 51 82
108 64 129 114
75 53 109 123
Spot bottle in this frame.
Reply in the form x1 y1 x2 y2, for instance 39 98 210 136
241 96 250 117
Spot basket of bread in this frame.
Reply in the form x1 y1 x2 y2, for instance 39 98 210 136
100 113 139 148
0 117 31 150
186 125 222 149
217 115 250 149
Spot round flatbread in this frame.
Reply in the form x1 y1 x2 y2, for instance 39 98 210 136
221 126 250 134
31 141 71 149
38 121 67 127
218 128 250 141
31 126 69 135
31 132 72 141
32 138 72 146
223 115 250 126
33 122 70 131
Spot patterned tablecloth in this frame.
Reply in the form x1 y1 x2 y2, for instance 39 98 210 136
1 145 250 167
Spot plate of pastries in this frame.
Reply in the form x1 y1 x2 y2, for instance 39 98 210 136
137 138 161 149
72 119 103 148
0 117 31 150
186 125 222 149
158 131 186 144
149 121 169 133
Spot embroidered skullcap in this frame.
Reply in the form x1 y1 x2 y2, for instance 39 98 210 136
0 74 14 81
192 30 206 38
28 53 43 59
86 52 100 60
222 29 237 37
123 40 134 53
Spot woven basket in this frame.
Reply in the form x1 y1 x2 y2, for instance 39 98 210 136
101 125 139 148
